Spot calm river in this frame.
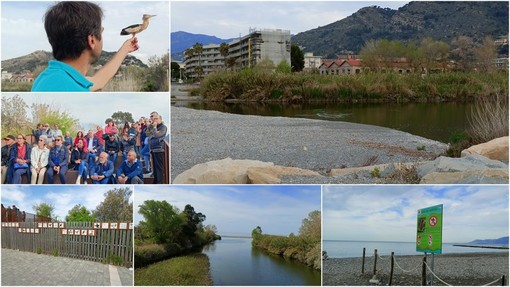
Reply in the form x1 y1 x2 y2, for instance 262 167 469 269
201 237 321 285
179 101 474 143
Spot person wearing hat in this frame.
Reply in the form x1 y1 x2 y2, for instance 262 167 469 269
1 135 16 184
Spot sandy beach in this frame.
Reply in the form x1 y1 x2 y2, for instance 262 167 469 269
323 252 509 286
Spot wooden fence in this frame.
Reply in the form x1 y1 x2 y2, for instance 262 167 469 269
1 222 133 267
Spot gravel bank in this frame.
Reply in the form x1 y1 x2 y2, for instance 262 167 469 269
171 107 447 182
323 252 509 286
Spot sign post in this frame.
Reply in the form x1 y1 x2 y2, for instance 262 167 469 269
416 204 443 285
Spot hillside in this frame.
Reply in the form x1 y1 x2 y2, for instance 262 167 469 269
1 50 147 74
292 1 509 58
171 31 235 61
468 236 509 245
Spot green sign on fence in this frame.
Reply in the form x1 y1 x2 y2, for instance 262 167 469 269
416 204 443 254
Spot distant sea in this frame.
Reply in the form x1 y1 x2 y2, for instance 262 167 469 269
324 240 509 258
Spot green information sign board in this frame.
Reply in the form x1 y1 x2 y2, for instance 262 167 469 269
416 204 443 254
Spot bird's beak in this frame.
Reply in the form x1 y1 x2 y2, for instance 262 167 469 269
149 15 156 18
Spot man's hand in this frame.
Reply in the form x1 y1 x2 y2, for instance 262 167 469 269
121 37 139 53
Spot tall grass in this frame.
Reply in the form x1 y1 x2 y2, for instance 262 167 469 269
252 234 321 270
198 70 508 102
134 253 212 286
468 94 509 144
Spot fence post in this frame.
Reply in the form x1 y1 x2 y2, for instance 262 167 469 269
389 252 394 286
373 249 378 276
421 255 427 286
362 247 366 274
501 275 506 286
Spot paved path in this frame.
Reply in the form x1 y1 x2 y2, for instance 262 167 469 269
1 249 133 286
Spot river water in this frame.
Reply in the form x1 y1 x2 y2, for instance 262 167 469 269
180 101 473 143
201 237 321 285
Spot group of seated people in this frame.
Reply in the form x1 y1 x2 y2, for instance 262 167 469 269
1 112 167 185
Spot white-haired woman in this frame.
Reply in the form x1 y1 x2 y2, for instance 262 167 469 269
30 134 50 184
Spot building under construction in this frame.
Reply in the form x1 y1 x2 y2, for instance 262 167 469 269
184 28 291 78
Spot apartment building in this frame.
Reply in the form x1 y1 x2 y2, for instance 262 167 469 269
184 28 291 78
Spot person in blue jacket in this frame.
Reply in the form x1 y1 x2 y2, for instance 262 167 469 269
116 150 143 184
90 152 114 184
46 135 69 184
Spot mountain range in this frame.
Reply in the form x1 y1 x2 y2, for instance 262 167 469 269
171 31 235 61
1 50 147 74
467 236 509 245
170 1 508 61
292 1 508 58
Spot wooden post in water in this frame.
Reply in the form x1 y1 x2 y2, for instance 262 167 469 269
501 275 506 286
421 255 427 286
373 249 378 276
361 248 366 274
389 252 395 286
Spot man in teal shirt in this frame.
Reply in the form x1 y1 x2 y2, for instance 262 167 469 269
32 1 139 92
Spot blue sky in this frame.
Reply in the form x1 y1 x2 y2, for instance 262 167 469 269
1 93 170 132
171 1 409 39
1 1 169 64
323 185 509 243
134 185 322 236
1 185 133 221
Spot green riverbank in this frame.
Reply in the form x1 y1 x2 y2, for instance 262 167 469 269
134 253 212 286
195 71 508 102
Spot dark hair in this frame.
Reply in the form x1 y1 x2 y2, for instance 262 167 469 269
44 1 103 60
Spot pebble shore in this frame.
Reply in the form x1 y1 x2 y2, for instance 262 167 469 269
323 252 509 286
171 106 447 182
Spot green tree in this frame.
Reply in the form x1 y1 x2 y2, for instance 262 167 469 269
138 200 183 244
291 44 305 72
420 37 450 72
143 53 169 92
219 43 230 70
299 210 321 241
192 42 204 78
65 204 96 222
170 61 181 80
1 95 31 136
33 202 54 219
251 226 262 238
276 60 292 74
31 102 81 136
181 204 206 240
110 111 135 126
93 188 133 222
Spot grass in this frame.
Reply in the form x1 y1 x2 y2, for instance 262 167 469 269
134 253 212 286
198 70 508 102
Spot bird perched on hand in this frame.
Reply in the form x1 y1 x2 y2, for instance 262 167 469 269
120 14 156 37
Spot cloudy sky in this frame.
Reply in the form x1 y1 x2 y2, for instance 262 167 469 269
171 1 409 39
323 185 509 243
1 1 169 64
134 185 321 236
1 93 170 131
1 185 133 221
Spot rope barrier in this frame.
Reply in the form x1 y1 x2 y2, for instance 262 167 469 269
377 254 389 261
424 261 453 286
482 277 503 286
424 261 503 286
392 256 422 273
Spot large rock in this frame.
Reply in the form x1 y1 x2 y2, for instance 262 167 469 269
173 158 321 184
420 169 509 184
247 166 321 184
461 136 509 162
417 154 509 184
173 158 274 184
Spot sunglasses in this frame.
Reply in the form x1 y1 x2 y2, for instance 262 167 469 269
38 139 45 142
55 139 61 142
